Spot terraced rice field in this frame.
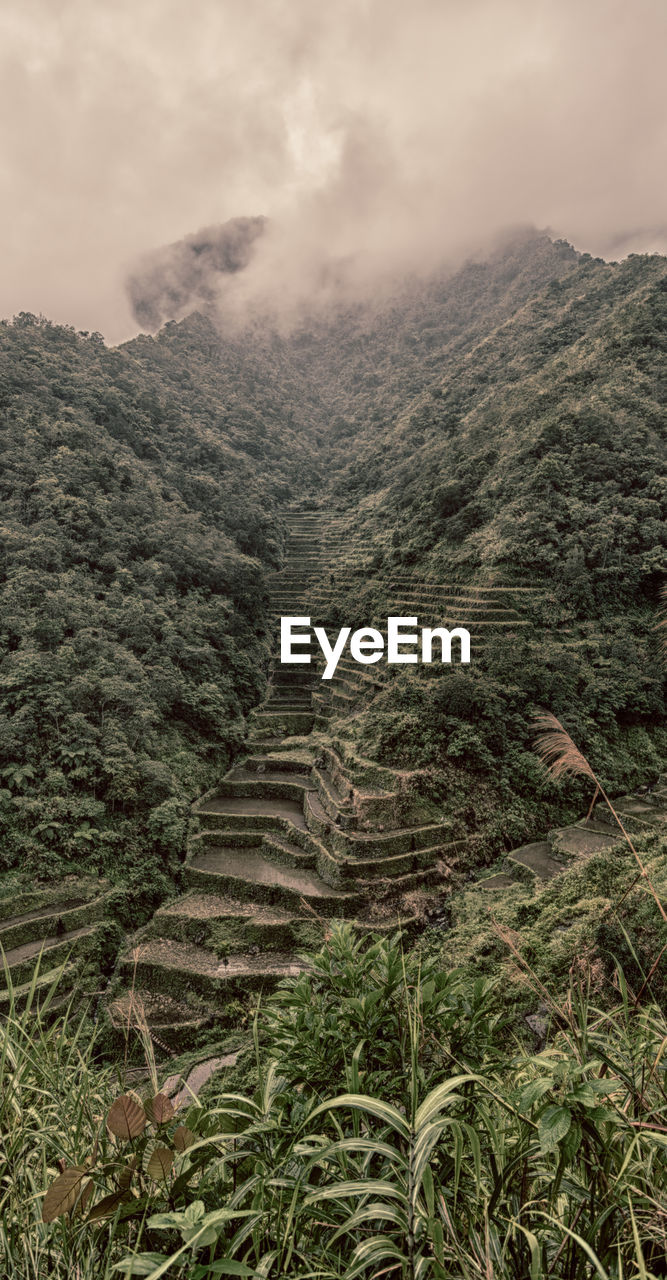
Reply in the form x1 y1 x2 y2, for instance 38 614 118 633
106 507 666 1057
0 882 109 1012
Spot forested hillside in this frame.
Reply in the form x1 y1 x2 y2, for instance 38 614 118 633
296 239 667 824
0 312 320 898
318 242 666 602
0 231 664 898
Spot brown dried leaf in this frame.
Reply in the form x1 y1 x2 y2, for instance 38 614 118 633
118 1157 137 1190
42 1166 88 1222
145 1092 174 1126
107 1094 147 1140
87 1190 130 1221
77 1179 95 1218
173 1125 194 1153
145 1145 174 1182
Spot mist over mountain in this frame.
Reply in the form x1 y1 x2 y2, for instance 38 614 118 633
122 221 665 608
126 217 267 330
124 214 566 334
2 0 666 339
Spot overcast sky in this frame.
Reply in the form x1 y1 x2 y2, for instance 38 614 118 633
1 0 665 342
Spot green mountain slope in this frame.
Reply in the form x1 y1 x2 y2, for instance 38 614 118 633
0 313 317 891
0 232 664 888
318 247 666 606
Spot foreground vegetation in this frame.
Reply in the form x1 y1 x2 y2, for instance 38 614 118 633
5 721 664 1278
2 903 666 1280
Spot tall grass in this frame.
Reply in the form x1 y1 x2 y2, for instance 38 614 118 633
2 933 665 1277
114 933 666 1280
0 959 122 1278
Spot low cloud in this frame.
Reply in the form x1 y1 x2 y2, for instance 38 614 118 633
0 0 665 341
125 217 266 330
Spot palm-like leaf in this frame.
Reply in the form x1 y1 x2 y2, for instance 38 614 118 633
308 1094 411 1140
305 1076 488 1278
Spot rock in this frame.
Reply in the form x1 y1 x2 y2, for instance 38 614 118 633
524 1009 549 1043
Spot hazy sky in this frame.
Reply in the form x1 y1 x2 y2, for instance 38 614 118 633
1 0 665 341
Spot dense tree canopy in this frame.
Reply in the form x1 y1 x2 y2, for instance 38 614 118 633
0 313 320 887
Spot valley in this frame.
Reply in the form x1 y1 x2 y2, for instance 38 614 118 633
0 232 664 1278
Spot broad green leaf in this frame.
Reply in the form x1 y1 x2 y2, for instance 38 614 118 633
113 1256 169 1277
569 1083 596 1108
538 1105 571 1153
588 1078 621 1095
561 1118 582 1161
519 1078 554 1110
589 1106 616 1125
118 1211 254 1280
148 1211 192 1231
182 1223 220 1247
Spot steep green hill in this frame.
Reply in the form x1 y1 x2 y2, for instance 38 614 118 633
282 238 666 817
1 231 664 896
318 245 666 605
0 313 319 894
